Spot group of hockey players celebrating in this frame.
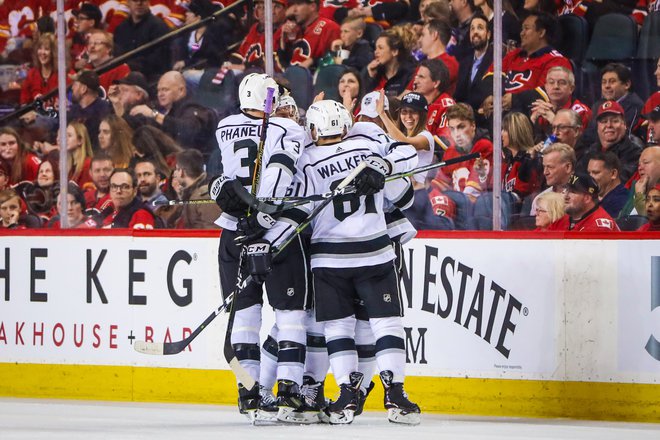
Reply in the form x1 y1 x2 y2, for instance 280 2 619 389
208 72 425 425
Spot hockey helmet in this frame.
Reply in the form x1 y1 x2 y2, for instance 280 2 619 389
238 73 280 113
305 100 346 142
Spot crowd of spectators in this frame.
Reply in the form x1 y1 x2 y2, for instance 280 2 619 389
0 0 659 232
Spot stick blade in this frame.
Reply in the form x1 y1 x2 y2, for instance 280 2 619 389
133 340 165 355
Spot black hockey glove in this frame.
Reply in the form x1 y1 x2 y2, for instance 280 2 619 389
236 212 277 244
354 155 390 196
208 175 249 216
246 239 273 284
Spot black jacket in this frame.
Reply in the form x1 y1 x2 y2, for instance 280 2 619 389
114 13 171 81
161 96 218 156
577 135 642 183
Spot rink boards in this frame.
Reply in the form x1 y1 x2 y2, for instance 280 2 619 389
0 229 659 422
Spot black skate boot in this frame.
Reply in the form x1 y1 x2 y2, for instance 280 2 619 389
379 370 421 425
292 375 327 424
256 385 279 422
237 382 261 423
321 372 364 425
275 379 305 423
355 380 375 416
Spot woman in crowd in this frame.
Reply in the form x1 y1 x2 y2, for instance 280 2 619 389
66 122 94 189
48 183 98 229
338 67 364 117
363 26 415 96
20 33 59 105
98 114 134 168
534 191 565 231
0 127 41 184
638 182 660 232
14 157 59 221
501 112 541 208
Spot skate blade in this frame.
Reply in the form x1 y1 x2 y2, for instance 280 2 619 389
276 407 321 424
387 408 421 425
242 409 259 424
321 409 354 425
255 409 279 423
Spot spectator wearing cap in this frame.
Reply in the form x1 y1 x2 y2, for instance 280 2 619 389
71 3 104 70
114 0 171 82
638 182 660 232
403 19 459 97
356 90 391 126
79 29 131 93
529 142 575 216
70 70 112 150
102 168 156 229
108 72 150 121
328 17 374 71
556 172 620 232
129 71 218 158
577 100 641 183
279 0 341 71
580 63 645 149
587 151 628 218
410 58 456 145
644 105 660 146
48 183 99 229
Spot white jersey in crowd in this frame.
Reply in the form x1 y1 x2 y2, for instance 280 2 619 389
213 112 307 230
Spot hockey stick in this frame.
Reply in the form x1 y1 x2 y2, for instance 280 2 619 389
133 163 366 363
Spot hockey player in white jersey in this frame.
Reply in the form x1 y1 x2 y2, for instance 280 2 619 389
247 100 421 425
208 73 311 423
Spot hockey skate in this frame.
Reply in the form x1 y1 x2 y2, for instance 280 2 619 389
380 370 421 425
237 382 261 423
289 376 327 424
320 372 364 425
255 385 279 422
275 380 307 423
355 380 375 416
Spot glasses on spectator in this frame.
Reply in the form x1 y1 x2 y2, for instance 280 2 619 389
551 124 578 133
0 140 18 148
536 208 548 214
110 183 133 192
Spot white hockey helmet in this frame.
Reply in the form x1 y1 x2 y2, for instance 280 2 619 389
305 100 346 142
277 94 299 122
238 73 280 113
337 101 353 134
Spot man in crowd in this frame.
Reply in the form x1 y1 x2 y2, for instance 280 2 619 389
114 0 171 81
587 152 628 218
82 29 132 92
278 0 340 70
135 158 167 209
645 105 660 145
130 71 218 157
551 109 583 152
69 70 112 150
577 101 641 183
108 72 151 124
530 142 576 215
84 153 114 214
172 149 221 229
71 3 104 70
102 168 156 229
411 59 455 142
448 0 478 60
560 172 620 231
620 145 660 217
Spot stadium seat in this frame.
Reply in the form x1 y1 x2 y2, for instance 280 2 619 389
363 23 383 48
585 14 638 62
443 190 474 230
314 64 348 102
558 14 589 64
509 215 537 231
472 192 515 231
284 66 314 111
616 215 648 231
634 12 660 100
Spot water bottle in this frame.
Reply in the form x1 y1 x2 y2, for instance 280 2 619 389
540 133 557 153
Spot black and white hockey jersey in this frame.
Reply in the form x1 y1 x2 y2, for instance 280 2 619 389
213 112 307 230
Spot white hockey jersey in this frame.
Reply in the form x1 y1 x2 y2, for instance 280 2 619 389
213 112 307 230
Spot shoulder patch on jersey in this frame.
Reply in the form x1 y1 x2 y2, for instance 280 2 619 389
596 218 613 229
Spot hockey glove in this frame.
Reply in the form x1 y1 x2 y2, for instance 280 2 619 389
208 175 248 216
246 239 273 284
354 155 390 196
236 212 277 244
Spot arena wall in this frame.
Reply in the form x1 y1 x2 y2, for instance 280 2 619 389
1 230 659 422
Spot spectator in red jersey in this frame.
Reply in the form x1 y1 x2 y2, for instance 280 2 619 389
412 58 455 142
81 29 131 92
19 33 59 125
65 122 94 190
638 182 660 231
338 68 365 116
533 191 565 231
587 151 628 219
84 152 114 213
70 70 112 150
102 168 156 229
558 172 620 232
71 3 104 70
501 112 541 205
0 127 41 185
529 142 575 215
431 103 493 201
48 182 99 229
364 26 416 96
278 0 341 70
403 19 459 96
328 17 374 71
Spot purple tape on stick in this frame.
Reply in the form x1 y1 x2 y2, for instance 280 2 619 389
264 87 275 114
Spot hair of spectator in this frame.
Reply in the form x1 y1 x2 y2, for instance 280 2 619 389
88 29 115 55
63 182 87 209
101 114 135 168
445 102 475 124
342 16 366 33
420 58 451 94
536 191 565 223
91 151 114 166
134 156 166 180
601 63 632 86
176 149 205 179
0 188 20 206
37 154 60 186
527 11 558 45
0 126 28 183
544 142 576 167
396 102 427 137
132 125 183 174
32 33 58 70
464 0 477 13
379 26 415 65
502 112 535 152
68 122 95 183
546 66 575 87
484 0 518 18
338 67 364 102
470 12 491 36
555 108 581 130
110 168 138 188
588 151 622 175
425 19 451 46
423 1 451 22
37 16 55 34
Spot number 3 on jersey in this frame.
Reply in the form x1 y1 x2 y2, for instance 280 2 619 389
330 179 377 221
233 139 258 186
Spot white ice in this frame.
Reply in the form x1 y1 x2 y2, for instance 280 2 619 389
1 398 659 440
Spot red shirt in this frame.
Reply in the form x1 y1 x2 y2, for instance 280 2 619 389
556 206 620 232
101 207 155 229
84 190 113 213
406 52 459 96
237 22 283 69
287 16 340 67
432 138 494 197
426 93 455 140
11 153 42 185
538 98 592 131
20 67 58 105
502 150 540 199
